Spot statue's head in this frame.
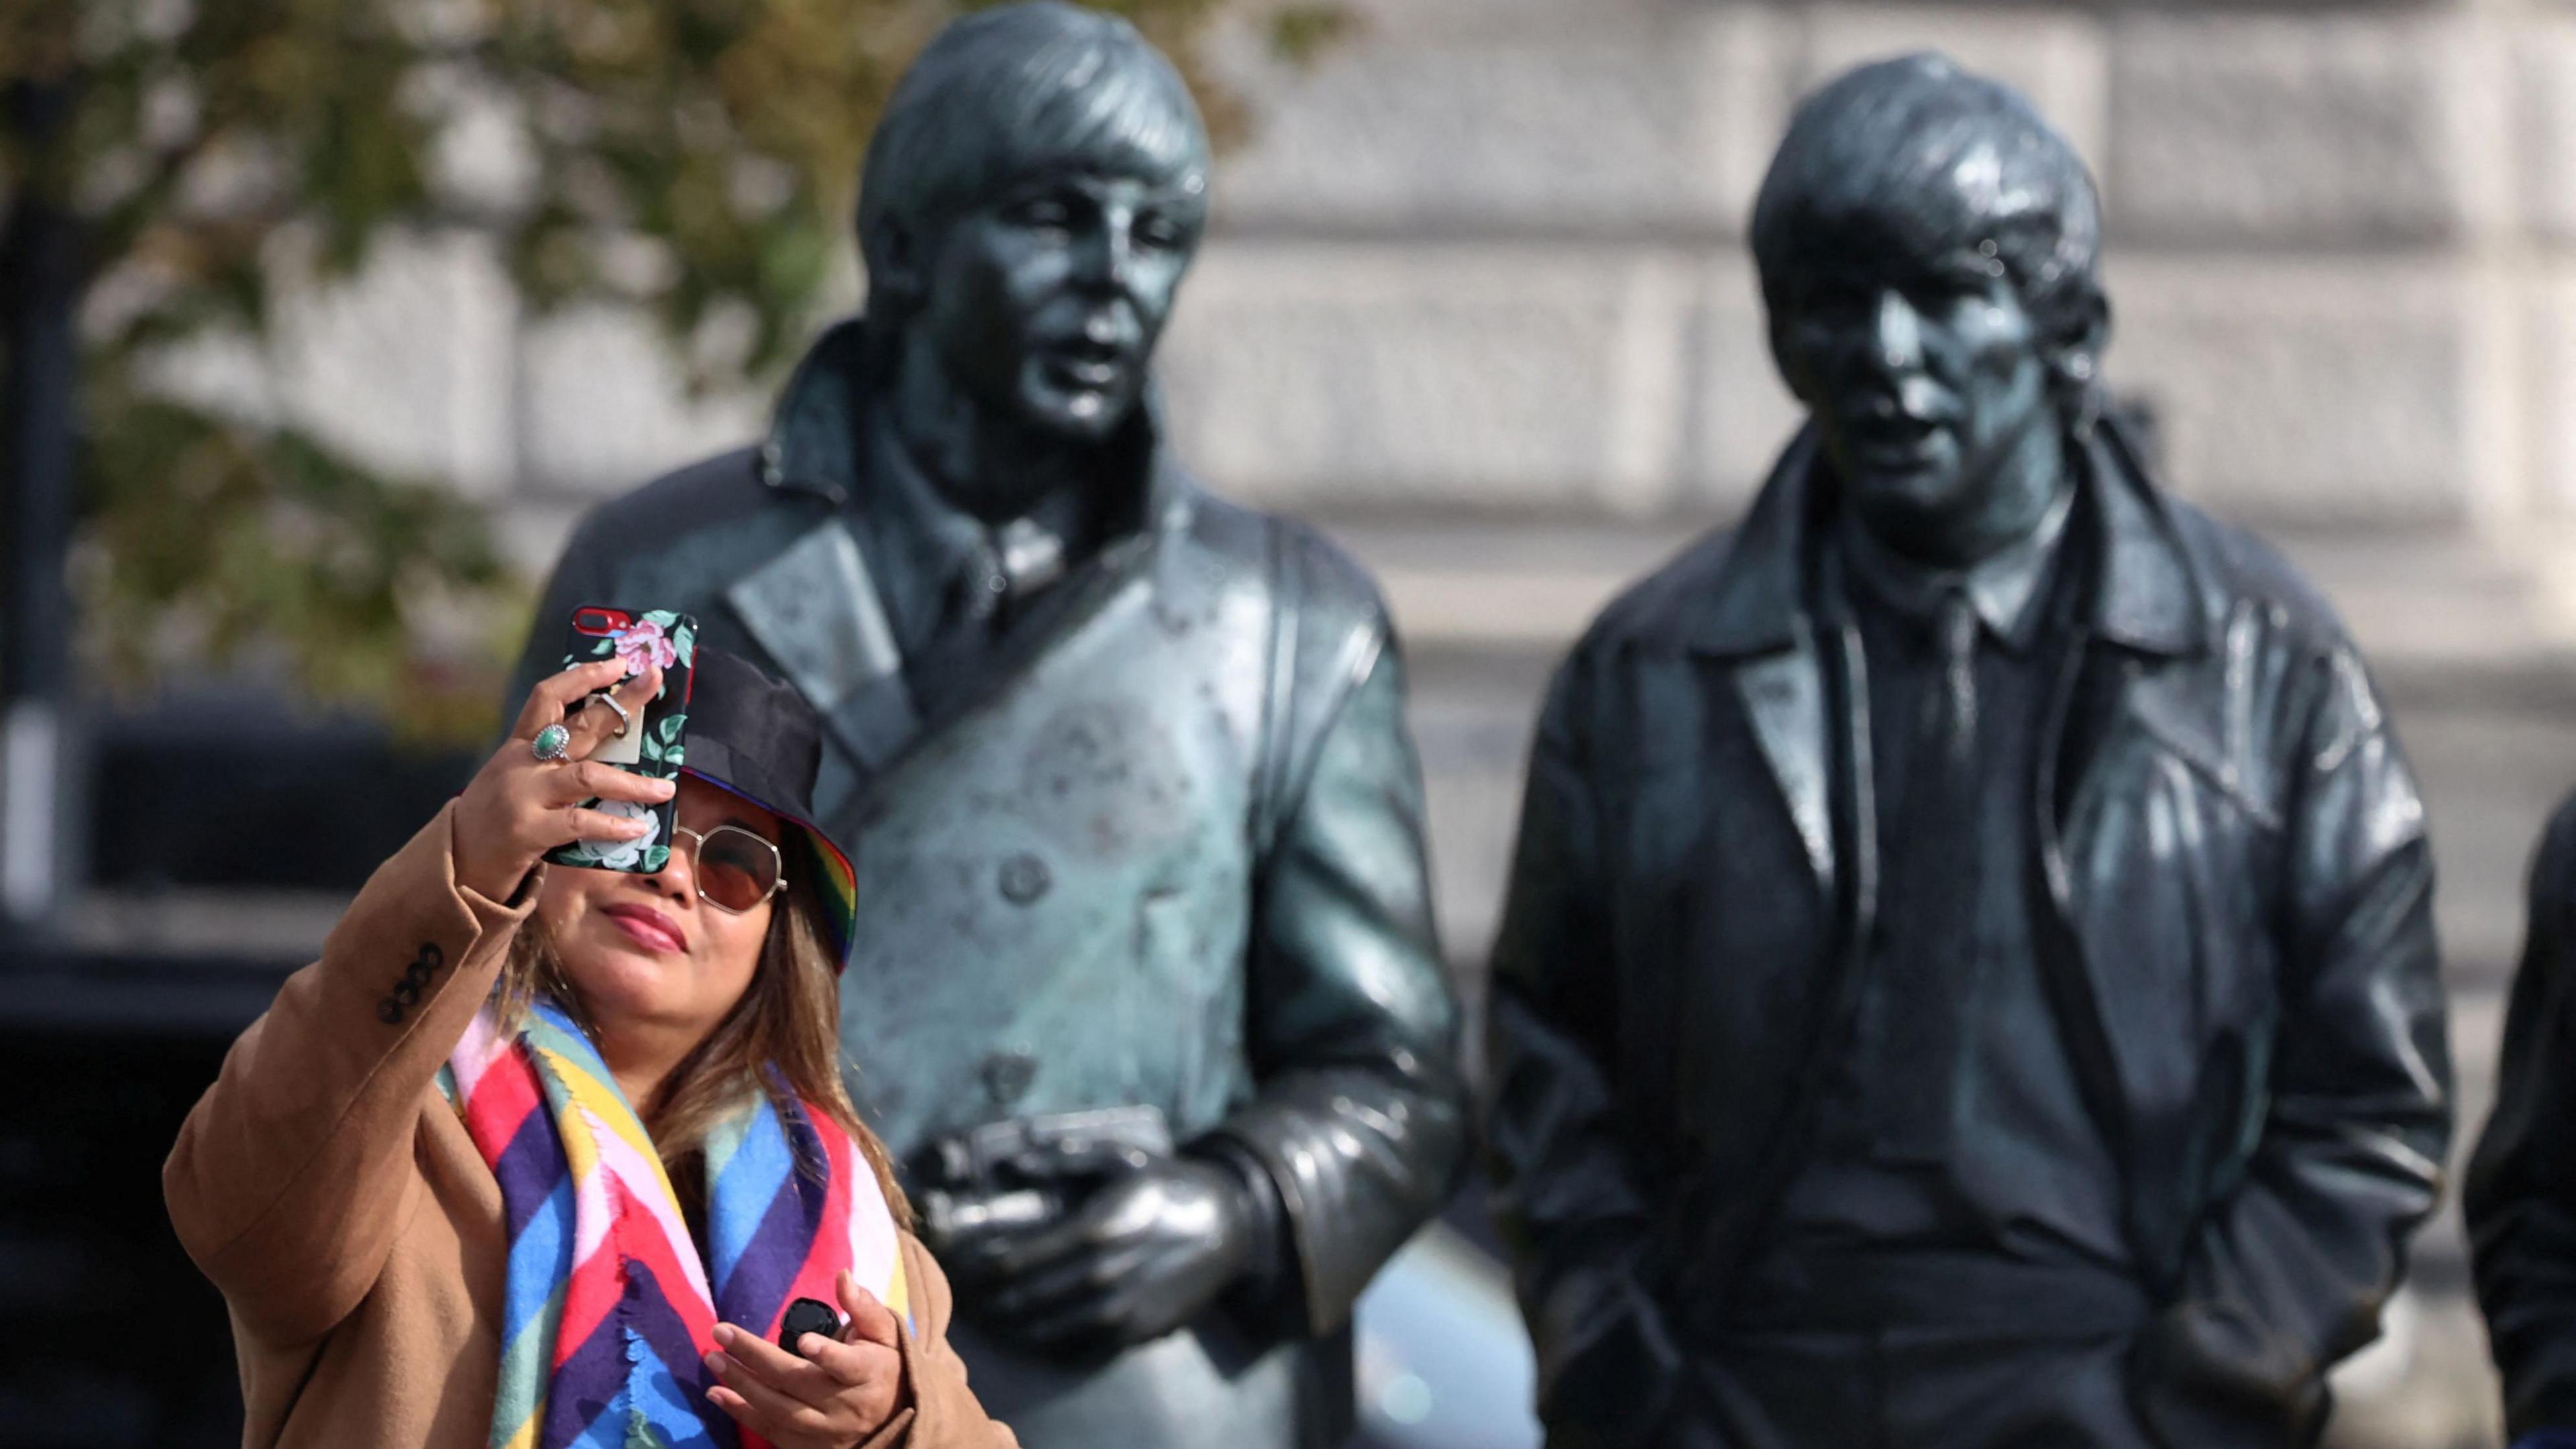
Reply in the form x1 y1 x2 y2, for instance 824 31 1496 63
858 1 1211 443
1752 54 2107 558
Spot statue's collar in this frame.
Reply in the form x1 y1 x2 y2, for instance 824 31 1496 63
755 318 877 506
1684 419 2205 659
753 315 1191 543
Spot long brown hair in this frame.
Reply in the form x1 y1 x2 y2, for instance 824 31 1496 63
497 853 910 1229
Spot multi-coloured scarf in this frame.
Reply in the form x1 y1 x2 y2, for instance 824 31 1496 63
439 998 910 1449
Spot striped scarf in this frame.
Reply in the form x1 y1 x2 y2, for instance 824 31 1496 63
440 998 910 1449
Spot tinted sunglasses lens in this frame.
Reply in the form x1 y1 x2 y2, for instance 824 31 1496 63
696 827 779 912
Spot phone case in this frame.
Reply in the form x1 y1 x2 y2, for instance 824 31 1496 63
542 605 698 874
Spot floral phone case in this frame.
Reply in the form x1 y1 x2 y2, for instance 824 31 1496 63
542 606 696 874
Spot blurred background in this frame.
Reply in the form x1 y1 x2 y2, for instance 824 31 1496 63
5 0 2574 1444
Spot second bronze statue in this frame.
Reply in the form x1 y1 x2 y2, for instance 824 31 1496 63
1483 52 2451 1449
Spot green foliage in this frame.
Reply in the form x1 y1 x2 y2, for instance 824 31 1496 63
0 0 1336 743
75 378 518 741
1265 3 1354 70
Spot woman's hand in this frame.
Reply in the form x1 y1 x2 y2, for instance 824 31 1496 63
706 1271 909 1448
452 659 670 902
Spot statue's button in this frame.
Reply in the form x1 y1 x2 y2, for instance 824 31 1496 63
979 1051 1038 1108
998 853 1051 906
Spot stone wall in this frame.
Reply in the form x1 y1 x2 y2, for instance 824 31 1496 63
1185 0 2534 538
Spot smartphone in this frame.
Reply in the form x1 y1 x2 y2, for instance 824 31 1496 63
541 605 697 875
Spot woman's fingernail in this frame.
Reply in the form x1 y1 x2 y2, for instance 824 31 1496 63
704 1350 727 1375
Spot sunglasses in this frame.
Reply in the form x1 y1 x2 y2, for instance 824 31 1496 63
669 823 788 914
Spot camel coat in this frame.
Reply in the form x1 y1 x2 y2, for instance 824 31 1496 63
164 804 1017 1449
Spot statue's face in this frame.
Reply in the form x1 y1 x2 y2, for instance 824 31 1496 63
1774 235 2059 548
916 160 1208 441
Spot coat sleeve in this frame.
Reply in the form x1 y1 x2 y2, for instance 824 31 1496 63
859 1235 1020 1449
2467 794 2576 1440
1204 637 1469 1337
1481 649 1685 1447
162 803 537 1345
2131 642 2453 1447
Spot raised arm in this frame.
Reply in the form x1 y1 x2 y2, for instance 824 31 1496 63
163 661 666 1344
2131 643 2453 1446
1482 651 1682 1447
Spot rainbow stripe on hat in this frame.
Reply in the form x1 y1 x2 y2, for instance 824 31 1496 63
792 823 859 971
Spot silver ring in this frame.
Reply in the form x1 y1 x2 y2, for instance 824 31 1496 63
594 692 633 739
531 724 572 762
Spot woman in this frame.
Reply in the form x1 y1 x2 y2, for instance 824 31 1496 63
165 645 1016 1449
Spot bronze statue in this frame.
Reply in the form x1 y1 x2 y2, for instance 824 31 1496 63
1483 54 2450 1448
505 7 1464 1446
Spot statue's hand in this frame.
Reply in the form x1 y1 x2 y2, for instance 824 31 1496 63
951 1156 1254 1354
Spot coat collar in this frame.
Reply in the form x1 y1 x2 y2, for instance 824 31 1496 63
732 316 1201 781
1682 417 2207 661
757 319 873 506
1838 480 2074 651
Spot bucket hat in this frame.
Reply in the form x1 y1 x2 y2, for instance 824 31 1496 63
676 646 857 969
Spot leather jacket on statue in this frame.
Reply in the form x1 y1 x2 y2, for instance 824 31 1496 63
2469 794 2576 1446
507 319 1466 1449
1483 422 2452 1448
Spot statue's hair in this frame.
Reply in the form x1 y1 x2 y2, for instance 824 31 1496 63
1751 54 2107 383
857 1 1208 316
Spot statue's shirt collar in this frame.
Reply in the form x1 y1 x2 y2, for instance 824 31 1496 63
1837 483 2076 652
857 412 1087 656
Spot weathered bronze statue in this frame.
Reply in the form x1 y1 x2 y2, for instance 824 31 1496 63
2468 804 2576 1448
506 7 1464 1445
1483 54 2450 1448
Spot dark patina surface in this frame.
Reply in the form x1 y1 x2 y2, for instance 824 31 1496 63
1484 54 2450 1449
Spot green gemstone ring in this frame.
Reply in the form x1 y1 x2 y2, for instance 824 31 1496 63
531 723 572 762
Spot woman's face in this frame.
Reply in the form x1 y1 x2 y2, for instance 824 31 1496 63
537 776 781 1042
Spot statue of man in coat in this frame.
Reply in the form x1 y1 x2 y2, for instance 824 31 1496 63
1483 54 2451 1449
504 7 1464 1445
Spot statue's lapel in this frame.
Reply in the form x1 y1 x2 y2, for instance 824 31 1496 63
724 520 921 773
1733 624 1837 897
